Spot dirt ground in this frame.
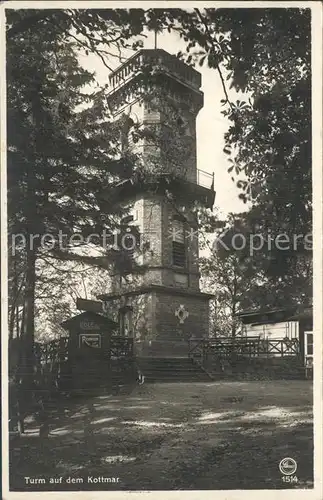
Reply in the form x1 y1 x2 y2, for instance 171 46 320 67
9 380 313 491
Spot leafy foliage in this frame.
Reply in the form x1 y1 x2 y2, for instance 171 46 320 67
8 21 127 249
6 8 150 381
6 7 312 358
200 211 312 336
160 7 312 279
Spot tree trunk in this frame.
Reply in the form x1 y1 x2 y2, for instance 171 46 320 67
231 265 238 340
231 294 237 339
231 307 236 338
8 305 15 341
8 256 19 340
19 303 25 339
20 244 37 390
15 305 20 338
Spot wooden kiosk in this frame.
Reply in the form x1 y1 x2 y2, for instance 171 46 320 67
61 311 117 392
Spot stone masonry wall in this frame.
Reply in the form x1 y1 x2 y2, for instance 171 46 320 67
131 289 210 357
155 292 209 340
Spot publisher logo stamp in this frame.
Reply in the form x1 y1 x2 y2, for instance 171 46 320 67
279 457 297 475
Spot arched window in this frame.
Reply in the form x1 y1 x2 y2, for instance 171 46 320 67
119 114 136 153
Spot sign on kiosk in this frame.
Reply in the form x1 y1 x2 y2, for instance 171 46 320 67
79 333 102 348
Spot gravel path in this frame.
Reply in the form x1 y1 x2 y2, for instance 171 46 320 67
9 380 313 491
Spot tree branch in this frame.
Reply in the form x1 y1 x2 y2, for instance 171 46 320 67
6 11 54 38
67 16 115 72
194 8 234 111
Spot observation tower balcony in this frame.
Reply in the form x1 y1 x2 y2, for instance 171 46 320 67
108 49 202 94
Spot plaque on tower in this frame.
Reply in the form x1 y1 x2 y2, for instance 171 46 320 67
175 304 190 324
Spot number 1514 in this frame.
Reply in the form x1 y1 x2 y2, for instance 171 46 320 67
282 476 298 483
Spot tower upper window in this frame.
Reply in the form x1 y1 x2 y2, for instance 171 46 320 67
172 217 186 268
119 215 140 265
176 116 184 127
120 215 134 225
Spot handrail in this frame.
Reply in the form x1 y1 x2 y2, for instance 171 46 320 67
197 169 214 189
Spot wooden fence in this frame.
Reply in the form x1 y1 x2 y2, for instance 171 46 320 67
110 337 133 359
31 335 135 390
188 337 300 362
34 336 133 360
34 337 69 365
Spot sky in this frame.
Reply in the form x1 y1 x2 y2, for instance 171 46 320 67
78 27 248 218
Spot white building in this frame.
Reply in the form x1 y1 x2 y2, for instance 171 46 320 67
236 306 313 366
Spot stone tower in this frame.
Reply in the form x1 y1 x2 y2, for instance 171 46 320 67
99 49 215 357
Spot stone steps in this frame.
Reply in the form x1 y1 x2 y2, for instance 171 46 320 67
137 357 212 383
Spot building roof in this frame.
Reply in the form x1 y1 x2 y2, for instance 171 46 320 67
236 305 313 325
61 311 117 330
98 284 215 301
288 307 313 321
235 307 290 318
106 174 215 210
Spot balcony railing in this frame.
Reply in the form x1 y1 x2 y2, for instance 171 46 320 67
197 169 214 190
109 49 202 92
157 168 214 191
